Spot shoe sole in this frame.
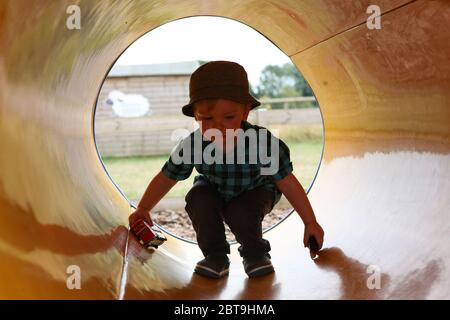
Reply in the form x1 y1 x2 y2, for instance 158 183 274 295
246 264 275 278
195 264 229 279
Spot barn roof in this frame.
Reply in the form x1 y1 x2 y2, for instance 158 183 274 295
108 61 201 77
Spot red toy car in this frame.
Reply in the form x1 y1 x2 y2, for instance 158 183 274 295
131 217 166 248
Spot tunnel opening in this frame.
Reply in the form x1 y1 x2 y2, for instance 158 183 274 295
93 16 325 244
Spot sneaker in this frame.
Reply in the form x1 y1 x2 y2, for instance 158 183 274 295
243 253 274 277
194 254 230 279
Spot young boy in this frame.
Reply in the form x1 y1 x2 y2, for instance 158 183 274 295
129 61 324 278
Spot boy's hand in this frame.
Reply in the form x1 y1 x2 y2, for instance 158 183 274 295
129 207 153 227
303 221 324 259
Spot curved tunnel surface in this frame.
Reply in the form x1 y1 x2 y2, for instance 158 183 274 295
0 0 449 299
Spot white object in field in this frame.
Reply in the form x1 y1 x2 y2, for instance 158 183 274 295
105 90 151 117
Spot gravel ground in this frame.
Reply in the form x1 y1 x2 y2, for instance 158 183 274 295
152 207 293 243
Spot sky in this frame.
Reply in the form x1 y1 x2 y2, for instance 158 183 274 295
115 16 291 86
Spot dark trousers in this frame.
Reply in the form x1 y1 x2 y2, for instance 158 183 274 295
184 179 275 258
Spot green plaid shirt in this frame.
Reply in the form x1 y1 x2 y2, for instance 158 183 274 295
161 120 293 205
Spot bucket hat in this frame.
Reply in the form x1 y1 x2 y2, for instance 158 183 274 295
182 61 260 117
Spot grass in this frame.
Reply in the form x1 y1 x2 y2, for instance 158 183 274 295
101 125 323 202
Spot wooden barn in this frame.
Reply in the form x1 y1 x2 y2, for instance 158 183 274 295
95 61 201 157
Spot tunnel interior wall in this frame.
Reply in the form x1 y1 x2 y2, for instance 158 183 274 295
0 0 448 299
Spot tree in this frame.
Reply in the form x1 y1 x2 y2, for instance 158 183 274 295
254 63 317 108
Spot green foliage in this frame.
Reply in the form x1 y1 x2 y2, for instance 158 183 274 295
254 63 318 108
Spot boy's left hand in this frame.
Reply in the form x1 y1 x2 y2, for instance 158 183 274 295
303 221 324 258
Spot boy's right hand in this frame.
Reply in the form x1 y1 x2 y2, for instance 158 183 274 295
129 207 153 227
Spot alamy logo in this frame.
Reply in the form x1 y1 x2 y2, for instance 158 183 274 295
366 5 382 30
66 265 81 290
66 5 81 30
169 126 280 175
366 265 381 290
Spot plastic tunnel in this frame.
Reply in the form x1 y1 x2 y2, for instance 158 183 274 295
0 0 449 299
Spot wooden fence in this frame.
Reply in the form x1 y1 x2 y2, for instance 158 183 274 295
95 98 322 157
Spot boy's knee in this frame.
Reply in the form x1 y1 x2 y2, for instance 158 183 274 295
185 182 223 217
186 184 217 203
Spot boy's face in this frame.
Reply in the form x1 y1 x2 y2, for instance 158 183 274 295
193 99 250 140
